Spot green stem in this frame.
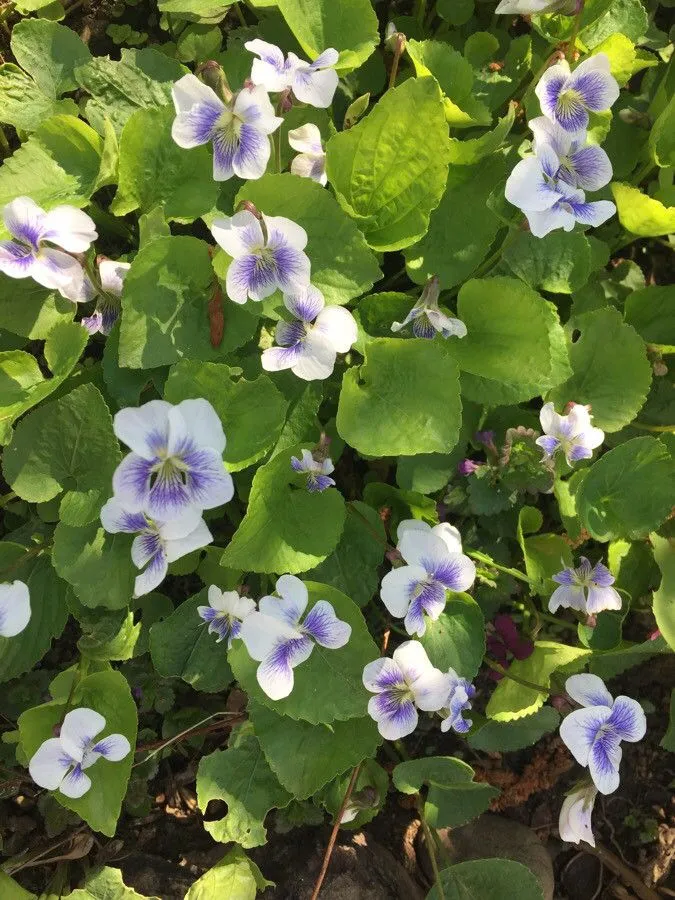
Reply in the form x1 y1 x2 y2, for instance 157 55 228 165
565 4 583 64
632 421 675 433
273 98 284 174
469 224 520 281
416 0 427 26
632 160 656 186
0 545 45 580
133 712 235 767
484 657 549 693
233 1 246 26
468 550 534 586
419 806 446 900
0 125 10 159
389 35 406 90
0 491 17 509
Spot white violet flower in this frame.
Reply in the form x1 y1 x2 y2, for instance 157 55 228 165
239 575 351 700
559 783 598 847
529 117 612 192
81 258 131 336
391 276 466 340
245 40 340 108
288 123 327 185
496 0 576 13
560 673 646 794
290 448 335 492
535 54 620 135
536 401 604 465
29 708 130 799
0 581 31 638
363 641 448 741
197 586 256 646
380 519 476 637
261 285 357 380
550 558 621 616
440 668 476 734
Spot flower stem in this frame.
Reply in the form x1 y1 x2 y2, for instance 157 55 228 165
310 764 362 900
0 491 17 509
565 2 584 63
468 550 534 586
484 657 548 693
133 712 241 766
388 34 406 91
233 1 246 26
419 806 446 900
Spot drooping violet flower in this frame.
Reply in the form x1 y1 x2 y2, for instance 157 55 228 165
391 276 466 340
288 123 327 185
291 448 335 492
457 459 481 476
197 586 256 646
529 117 612 191
535 54 620 134
559 783 598 846
560 673 646 794
363 641 449 741
550 558 621 615
536 402 604 466
210 210 311 304
171 74 282 181
246 40 340 109
100 497 213 597
0 197 97 302
239 575 351 700
112 398 234 521
29 708 130 799
380 519 476 637
261 285 357 380
439 668 476 734
81 258 131 336
0 581 31 638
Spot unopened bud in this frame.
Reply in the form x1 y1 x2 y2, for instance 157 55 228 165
197 61 233 104
279 88 294 113
618 107 651 129
653 360 668 377
344 92 370 129
458 459 481 476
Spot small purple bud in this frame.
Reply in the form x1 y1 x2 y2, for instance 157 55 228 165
132 686 143 702
458 459 480 476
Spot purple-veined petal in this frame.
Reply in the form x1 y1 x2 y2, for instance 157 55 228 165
99 259 130 296
569 198 616 228
30 248 88 297
536 434 561 457
549 583 587 613
275 319 306 347
426 308 467 338
163 519 212 563
232 124 272 181
403 593 428 637
3 196 45 247
41 206 97 253
585 585 621 614
245 39 294 92
565 673 614 708
210 210 265 258
607 696 646 743
314 305 358 353
560 705 612 766
552 566 577 585
505 156 562 213
234 85 283 134
114 400 171 459
302 600 351 648
290 151 328 184
100 497 148 535
133 537 168 597
368 692 418 740
306 472 335 492
226 251 277 303
131 530 162 569
266 574 308 625
529 115 571 159
569 54 619 112
0 580 31 638
391 305 421 334
362 657 406 693
559 786 596 845
525 204 576 238
264 214 308 252
292 64 339 108
284 283 324 323
392 639 437 686
171 399 225 455
589 561 614 587
290 329 337 380
262 343 304 373
256 634 314 699
89 732 131 762
0 240 36 278
211 128 236 182
171 74 224 147
29 738 73 790
398 530 449 569
60 707 105 762
588 729 622 794
310 48 340 69
567 144 612 191
535 60 571 120
145 464 192 521
380 565 426 619
240 611 300 660
59 764 92 798
431 553 476 592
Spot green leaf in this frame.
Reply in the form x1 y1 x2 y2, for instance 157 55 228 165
0 545 68 684
576 437 674 541
77 609 140 662
661 690 675 752
420 595 485 681
53 521 136 610
66 866 159 899
11 18 92 96
0 321 87 444
430 859 545 900
75 49 186 136
581 0 648 48
590 634 669 679
185 847 271 900
3 384 120 525
196 733 292 847
112 106 218 221
624 285 675 348
336 338 462 456
221 448 346 574
0 872 36 900
549 307 651 432
235 174 380 307
650 92 675 168
249 701 380 798
611 182 675 237
593 33 656 87
393 756 500 828
486 641 590 721
0 115 103 211
177 24 223 62
0 276 74 340
503 230 592 295
308 501 386 608
229 582 379 724
276 0 379 72
473 35 532 112
447 105 515 166
0 64 78 132
119 235 256 369
651 533 675 653
158 0 236 23
149 591 233 692
469 707 560 752
517 506 573 598
448 277 560 405
405 156 508 288
326 78 450 251
18 670 138 837
164 360 288 471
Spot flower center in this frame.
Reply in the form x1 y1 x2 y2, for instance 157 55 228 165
557 88 583 112
216 108 243 137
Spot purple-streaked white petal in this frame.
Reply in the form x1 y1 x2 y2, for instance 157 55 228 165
133 540 168 597
40 206 97 253
291 62 339 109
29 738 73 791
269 574 308 625
607 696 647 743
432 554 476 592
559 785 597 846
565 673 614 708
3 196 45 247
404 581 446 637
289 329 337 380
310 48 340 69
362 657 406 693
171 399 226 455
60 708 105 763
256 634 315 699
114 400 171 460
368 692 418 740
569 198 616 229
536 434 561 457
560 705 612 766
380 565 427 619
505 156 562 213
549 583 586 613
529 116 571 159
314 305 358 354
288 123 324 155
569 54 619 112
232 123 272 181
99 259 130 296
284 283 324 323
585 585 621 614
265 214 309 252
240 611 301 660
210 211 265 258
302 600 351 648
0 240 36 278
245 39 294 92
399 530 449 569
526 204 576 238
588 729 621 794
234 85 283 134
0 580 31 638
89 732 131 762
59 764 91 798
100 497 148 535
261 343 304 373
171 73 224 148
567 144 612 191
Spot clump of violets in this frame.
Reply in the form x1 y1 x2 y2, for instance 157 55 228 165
380 520 476 637
0 581 31 638
291 448 335 493
550 558 622 616
559 673 646 794
239 575 351 700
172 73 282 181
261 285 357 380
29 708 130 799
505 54 619 237
246 40 340 109
197 586 256 646
391 276 467 340
536 401 604 465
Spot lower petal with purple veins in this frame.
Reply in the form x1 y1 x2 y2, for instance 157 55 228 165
368 691 418 740
306 473 335 492
536 434 561 457
256 635 314 699
0 240 36 278
588 730 621 794
183 448 234 510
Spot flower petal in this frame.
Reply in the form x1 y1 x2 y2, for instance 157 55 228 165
99 497 148 534
367 692 418 740
3 196 45 247
432 554 476 592
172 399 226 455
565 673 614 708
30 248 90 299
60 764 92 798
288 123 323 155
569 198 616 228
362 657 405 693
232 124 272 181
398 529 449 570
302 600 351 648
239 611 299 660
585 585 622 614
234 85 283 134
163 519 212 563
560 705 612 766
588 729 621 794
264 214 308 252
269 574 308 624
111 454 153 512
314 305 358 353
431 523 463 555
392 639 436 685
292 65 339 108
380 565 426 619
90 732 131 761
29 738 72 790
505 156 562 213
41 206 97 253
211 210 265 258
290 151 327 184
98 259 130 296
412 666 451 712
529 115 571 158
284 283 324 323
0 580 31 638
60 707 105 762
607 696 646 743
114 400 171 460
146 463 193 521
525 205 576 238
568 144 612 191
245 39 293 92
570 54 619 112
133 542 168 597
549 584 587 613
256 635 314 699
261 344 303 372
559 787 596 846
291 329 337 380
0 240 36 278
535 60 571 120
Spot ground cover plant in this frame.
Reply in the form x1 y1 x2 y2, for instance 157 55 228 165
0 0 673 896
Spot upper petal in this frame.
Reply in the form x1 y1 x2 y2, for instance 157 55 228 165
431 523 463 554
568 144 612 191
210 211 265 258
284 283 325 322
172 398 226 455
302 600 351 649
60 707 106 762
380 565 426 619
293 66 339 108
264 214 308 252
99 497 148 535
270 574 308 624
288 123 324 154
398 529 450 569
3 196 46 247
566 673 614 708
234 85 283 134
314 306 358 354
392 639 435 684
0 580 31 637
239 611 299 660
396 519 431 544
90 732 131 762
570 54 620 112
41 206 98 253
113 400 171 459
98 259 130 296
172 73 223 113
529 115 571 158
362 657 406 693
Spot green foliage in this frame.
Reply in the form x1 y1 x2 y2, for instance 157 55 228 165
469 706 560 752
611 183 675 237
185 848 271 899
66 867 159 899
276 0 379 71
429 859 545 900
651 534 675 653
420 595 485 680
11 18 92 96
503 231 592 294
